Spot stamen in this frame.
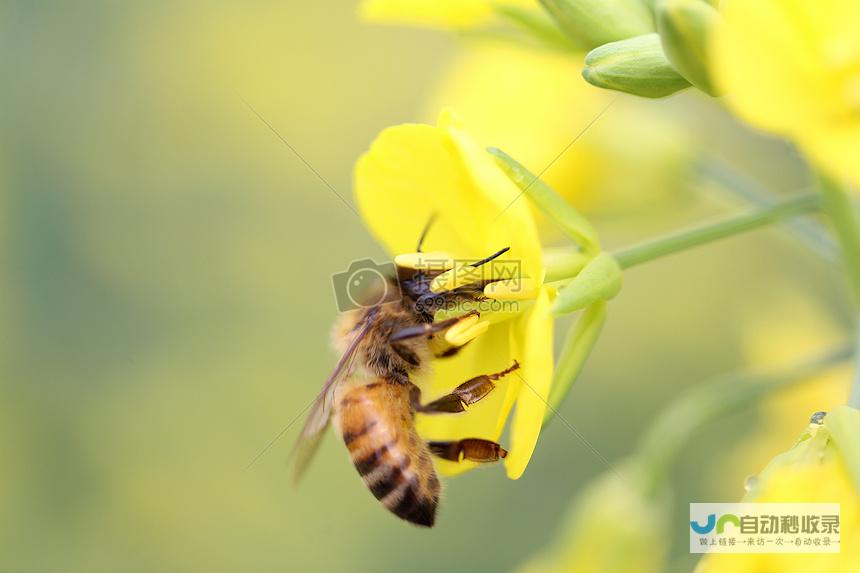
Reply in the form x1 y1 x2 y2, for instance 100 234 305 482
430 259 522 293
445 314 479 335
483 278 539 300
444 316 490 347
430 264 484 293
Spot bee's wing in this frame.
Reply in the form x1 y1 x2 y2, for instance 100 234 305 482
288 319 372 484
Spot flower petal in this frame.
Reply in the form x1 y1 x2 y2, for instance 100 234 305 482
354 112 545 280
803 122 860 189
505 285 555 479
441 111 545 282
713 0 860 189
713 0 827 131
355 123 486 258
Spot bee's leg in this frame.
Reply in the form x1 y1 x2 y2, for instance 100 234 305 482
411 361 519 414
389 311 478 343
427 439 507 463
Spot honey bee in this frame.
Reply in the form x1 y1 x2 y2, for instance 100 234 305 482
290 222 520 527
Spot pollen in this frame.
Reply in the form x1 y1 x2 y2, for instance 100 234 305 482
444 315 490 347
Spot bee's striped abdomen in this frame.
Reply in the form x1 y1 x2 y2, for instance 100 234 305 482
335 380 439 527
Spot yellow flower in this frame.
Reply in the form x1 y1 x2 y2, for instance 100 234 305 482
713 0 860 187
695 406 860 573
354 111 555 479
518 462 669 573
715 291 850 489
358 0 534 29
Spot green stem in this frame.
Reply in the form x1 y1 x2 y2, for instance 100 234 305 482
636 344 853 494
613 193 821 269
816 174 860 409
818 174 860 302
699 157 838 262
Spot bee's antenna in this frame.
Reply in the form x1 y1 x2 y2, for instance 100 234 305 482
471 246 510 268
416 213 438 253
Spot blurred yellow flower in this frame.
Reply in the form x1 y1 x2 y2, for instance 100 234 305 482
424 42 692 223
713 0 860 187
714 291 850 492
354 111 555 479
695 406 860 573
518 462 669 573
359 0 534 29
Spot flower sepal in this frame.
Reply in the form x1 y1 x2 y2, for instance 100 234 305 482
488 146 600 254
551 252 622 315
656 0 721 96
540 0 654 49
544 301 607 421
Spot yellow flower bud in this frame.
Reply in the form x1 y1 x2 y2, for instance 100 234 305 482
583 33 691 98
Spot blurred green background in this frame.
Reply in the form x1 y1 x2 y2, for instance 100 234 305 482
1 2 853 572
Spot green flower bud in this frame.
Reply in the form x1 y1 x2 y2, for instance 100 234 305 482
640 0 657 12
583 33 691 98
640 0 718 15
552 252 622 315
539 0 655 49
657 0 721 95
